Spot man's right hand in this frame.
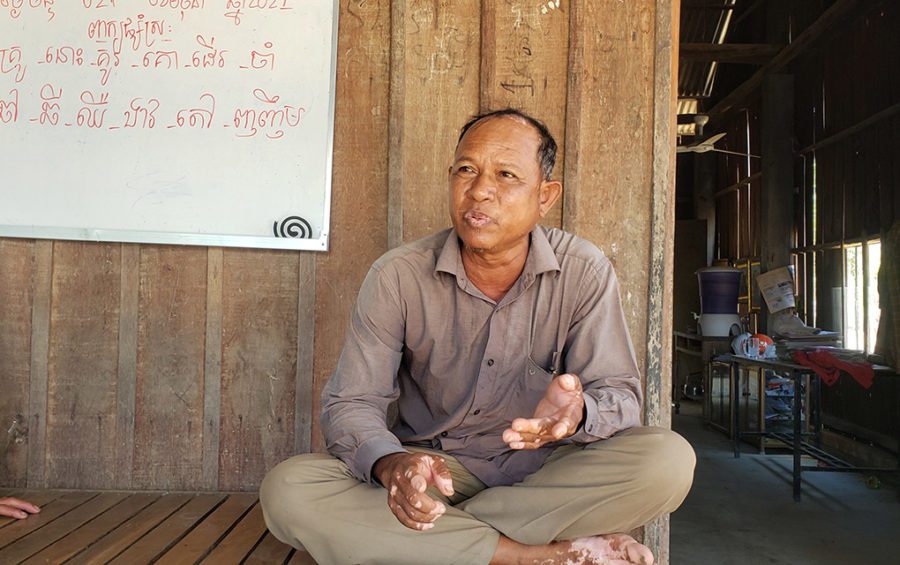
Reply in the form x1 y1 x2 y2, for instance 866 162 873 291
373 452 455 531
0 497 40 520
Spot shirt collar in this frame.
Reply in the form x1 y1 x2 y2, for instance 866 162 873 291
435 226 561 279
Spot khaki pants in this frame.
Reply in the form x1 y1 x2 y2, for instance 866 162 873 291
260 426 695 565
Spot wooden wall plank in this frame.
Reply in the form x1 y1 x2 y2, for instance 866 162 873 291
295 254 316 455
203 248 224 487
564 0 657 379
45 242 121 489
45 243 122 488
219 250 299 491
133 247 208 490
115 244 140 489
479 0 569 230
388 0 481 247
25 241 52 488
310 0 391 453
0 240 34 488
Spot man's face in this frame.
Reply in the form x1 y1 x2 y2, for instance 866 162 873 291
449 116 559 257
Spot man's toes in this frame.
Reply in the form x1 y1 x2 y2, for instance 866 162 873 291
624 540 654 564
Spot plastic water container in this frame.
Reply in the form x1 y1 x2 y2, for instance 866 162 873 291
696 267 742 314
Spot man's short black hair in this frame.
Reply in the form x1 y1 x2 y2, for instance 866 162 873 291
456 108 558 181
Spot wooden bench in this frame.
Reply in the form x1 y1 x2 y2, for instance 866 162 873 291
0 490 316 564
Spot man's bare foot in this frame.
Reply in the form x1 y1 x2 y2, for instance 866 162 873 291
565 534 654 564
491 532 654 565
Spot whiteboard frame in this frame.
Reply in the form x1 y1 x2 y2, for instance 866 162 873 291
0 1 339 253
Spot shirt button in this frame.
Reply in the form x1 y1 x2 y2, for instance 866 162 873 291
486 359 494 366
441 431 448 437
473 409 481 415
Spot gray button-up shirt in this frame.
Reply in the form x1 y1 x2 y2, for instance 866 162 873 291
321 226 642 487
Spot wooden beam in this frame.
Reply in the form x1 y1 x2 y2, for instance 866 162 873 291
682 3 734 11
733 0 766 26
708 0 873 126
679 43 781 64
713 171 762 198
798 100 900 154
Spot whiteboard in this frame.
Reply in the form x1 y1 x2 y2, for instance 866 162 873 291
0 0 338 251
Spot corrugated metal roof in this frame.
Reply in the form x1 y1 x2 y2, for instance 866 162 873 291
679 0 736 99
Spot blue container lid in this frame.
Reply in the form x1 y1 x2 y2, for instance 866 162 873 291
696 267 741 314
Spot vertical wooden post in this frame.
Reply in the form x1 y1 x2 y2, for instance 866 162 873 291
759 74 795 306
644 0 680 561
760 0 795 332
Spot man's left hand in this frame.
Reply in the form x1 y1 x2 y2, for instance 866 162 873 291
502 373 584 449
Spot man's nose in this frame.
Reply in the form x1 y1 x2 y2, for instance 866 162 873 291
467 173 495 201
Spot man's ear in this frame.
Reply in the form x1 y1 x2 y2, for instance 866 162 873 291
538 180 562 217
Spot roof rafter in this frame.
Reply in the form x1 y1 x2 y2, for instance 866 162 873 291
680 43 782 64
708 0 877 126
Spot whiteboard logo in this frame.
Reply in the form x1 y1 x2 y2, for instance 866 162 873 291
273 216 312 239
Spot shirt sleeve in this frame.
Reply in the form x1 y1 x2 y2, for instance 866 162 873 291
319 264 409 483
564 258 644 443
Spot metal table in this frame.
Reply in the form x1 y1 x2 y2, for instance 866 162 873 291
715 354 899 501
672 331 731 416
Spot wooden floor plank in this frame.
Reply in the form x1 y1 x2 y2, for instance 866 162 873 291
0 492 127 563
243 532 294 564
287 548 319 565
107 493 225 564
155 493 257 565
0 491 96 550
0 490 65 530
21 493 159 565
199 502 267 563
66 493 192 564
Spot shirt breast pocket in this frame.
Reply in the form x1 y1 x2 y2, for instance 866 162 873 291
511 356 553 416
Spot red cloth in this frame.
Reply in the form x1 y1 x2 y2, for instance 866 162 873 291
792 350 874 389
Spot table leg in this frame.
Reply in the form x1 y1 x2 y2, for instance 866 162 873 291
673 338 681 415
814 374 822 449
733 362 741 458
792 369 802 502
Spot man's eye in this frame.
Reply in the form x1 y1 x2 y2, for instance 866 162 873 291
499 171 516 179
457 165 474 173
